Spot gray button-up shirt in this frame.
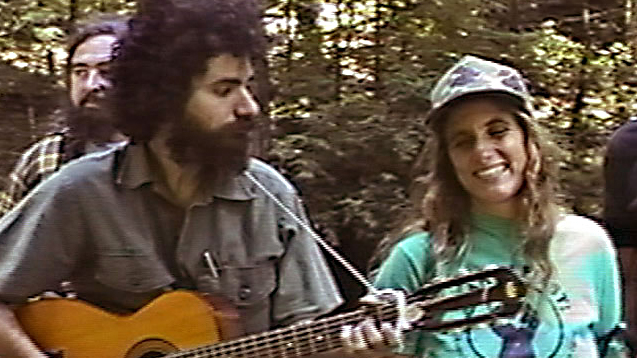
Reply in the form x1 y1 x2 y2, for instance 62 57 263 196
0 144 343 333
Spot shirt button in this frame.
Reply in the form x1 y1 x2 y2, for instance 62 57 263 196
238 286 251 300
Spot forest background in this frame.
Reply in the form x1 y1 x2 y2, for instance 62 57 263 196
0 0 635 304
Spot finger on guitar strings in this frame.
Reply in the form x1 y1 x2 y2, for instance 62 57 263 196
379 321 404 347
342 318 394 353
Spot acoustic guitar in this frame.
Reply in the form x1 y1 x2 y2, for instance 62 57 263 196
15 266 526 358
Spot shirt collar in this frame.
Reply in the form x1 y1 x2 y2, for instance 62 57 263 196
115 143 257 201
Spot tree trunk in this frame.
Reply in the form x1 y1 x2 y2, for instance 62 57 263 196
625 0 637 55
253 56 273 159
333 0 344 101
69 0 77 22
569 0 591 215
284 0 294 76
509 0 519 32
372 0 384 99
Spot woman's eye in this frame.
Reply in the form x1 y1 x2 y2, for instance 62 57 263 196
489 127 509 137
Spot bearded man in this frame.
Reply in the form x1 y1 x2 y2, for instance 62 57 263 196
0 13 128 215
0 1 342 356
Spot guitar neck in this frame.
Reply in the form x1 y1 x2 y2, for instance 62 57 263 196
167 307 388 358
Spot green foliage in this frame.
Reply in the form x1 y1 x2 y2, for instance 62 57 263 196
0 0 135 77
264 1 637 284
0 0 135 182
268 0 536 248
522 24 637 215
2 0 637 295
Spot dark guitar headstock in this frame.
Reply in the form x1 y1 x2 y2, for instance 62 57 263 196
405 266 527 332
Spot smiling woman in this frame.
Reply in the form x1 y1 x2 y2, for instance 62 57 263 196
344 55 628 358
443 97 529 219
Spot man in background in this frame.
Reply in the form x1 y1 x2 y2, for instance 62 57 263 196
0 13 128 215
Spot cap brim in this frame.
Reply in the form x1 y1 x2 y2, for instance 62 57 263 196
425 89 530 126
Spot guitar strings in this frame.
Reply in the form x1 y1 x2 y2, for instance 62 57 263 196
168 287 500 358
168 273 525 357
168 311 368 357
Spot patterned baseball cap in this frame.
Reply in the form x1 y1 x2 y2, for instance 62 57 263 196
428 55 532 121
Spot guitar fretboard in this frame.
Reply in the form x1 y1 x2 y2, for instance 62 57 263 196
167 305 393 358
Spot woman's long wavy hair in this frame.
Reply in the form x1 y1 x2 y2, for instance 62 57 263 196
370 92 561 285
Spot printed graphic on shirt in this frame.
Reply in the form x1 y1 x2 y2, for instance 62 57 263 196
489 308 540 357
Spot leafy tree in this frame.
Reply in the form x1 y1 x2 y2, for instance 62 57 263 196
2 0 637 302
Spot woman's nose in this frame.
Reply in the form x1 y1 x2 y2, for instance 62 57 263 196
473 138 497 159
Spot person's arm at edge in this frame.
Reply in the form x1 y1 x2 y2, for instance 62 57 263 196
0 137 59 217
586 221 628 357
0 302 47 357
0 163 29 216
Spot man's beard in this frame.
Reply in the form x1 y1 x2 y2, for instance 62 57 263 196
67 105 118 144
165 117 254 179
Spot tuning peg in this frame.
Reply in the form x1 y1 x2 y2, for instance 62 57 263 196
473 322 490 330
447 326 464 334
405 303 426 323
457 268 470 276
495 318 513 326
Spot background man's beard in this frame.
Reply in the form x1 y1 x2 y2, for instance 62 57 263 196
166 120 253 178
67 105 118 143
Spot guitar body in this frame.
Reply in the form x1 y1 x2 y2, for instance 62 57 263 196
15 291 222 358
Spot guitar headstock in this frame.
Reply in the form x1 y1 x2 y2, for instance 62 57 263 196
405 266 527 332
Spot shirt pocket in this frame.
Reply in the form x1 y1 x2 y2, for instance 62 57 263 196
94 249 174 293
219 262 277 333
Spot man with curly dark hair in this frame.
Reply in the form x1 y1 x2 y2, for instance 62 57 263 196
0 0 342 356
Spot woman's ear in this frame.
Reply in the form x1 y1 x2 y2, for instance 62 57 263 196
527 142 541 179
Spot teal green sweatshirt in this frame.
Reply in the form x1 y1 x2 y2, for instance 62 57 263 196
374 213 624 357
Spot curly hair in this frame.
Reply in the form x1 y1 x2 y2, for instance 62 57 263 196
110 0 266 142
66 13 129 80
370 92 561 285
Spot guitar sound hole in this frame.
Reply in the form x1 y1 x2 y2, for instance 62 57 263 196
126 338 176 358
139 353 166 358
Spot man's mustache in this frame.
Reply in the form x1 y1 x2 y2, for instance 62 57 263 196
222 116 257 133
79 90 106 107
